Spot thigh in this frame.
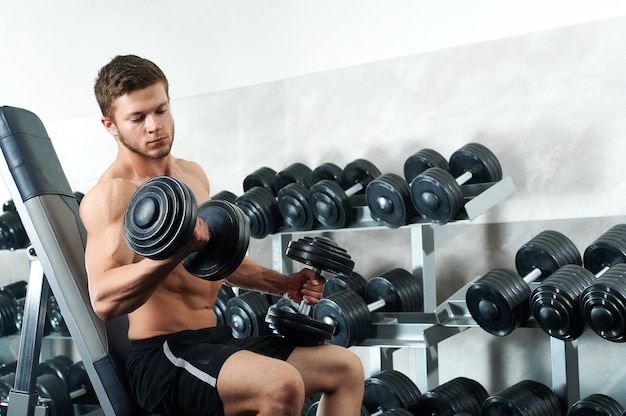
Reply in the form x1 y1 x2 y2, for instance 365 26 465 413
286 344 364 395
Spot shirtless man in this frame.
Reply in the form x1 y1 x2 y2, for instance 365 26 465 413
80 54 364 416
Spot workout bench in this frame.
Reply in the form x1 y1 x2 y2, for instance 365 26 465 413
0 106 156 415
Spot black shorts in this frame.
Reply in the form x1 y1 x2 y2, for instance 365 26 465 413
126 325 297 416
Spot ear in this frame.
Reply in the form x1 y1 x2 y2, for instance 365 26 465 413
101 116 119 137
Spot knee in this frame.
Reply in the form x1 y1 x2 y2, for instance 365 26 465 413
264 366 306 412
329 346 365 389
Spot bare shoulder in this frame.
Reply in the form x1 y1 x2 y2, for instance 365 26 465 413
80 178 137 227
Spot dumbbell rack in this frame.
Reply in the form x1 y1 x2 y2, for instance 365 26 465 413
270 176 517 395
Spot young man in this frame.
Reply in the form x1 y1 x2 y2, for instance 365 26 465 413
80 55 364 416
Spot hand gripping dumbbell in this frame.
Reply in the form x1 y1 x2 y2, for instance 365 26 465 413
415 377 489 416
277 162 344 231
225 290 272 338
362 370 422 416
366 149 448 228
236 163 313 238
265 236 354 346
313 268 422 347
466 230 582 336
530 224 626 341
567 394 625 416
481 380 563 416
124 176 250 280
410 143 502 225
309 159 381 228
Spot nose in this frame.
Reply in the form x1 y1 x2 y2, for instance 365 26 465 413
145 114 162 133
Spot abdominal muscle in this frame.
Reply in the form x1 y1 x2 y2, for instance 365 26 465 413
127 266 223 340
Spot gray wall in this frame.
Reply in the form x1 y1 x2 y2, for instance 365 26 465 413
2 10 626 407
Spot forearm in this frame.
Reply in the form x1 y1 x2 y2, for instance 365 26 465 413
225 256 290 296
89 257 180 321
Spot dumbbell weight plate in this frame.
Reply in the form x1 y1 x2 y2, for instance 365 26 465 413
68 361 98 405
366 173 416 229
226 291 271 338
580 262 626 342
36 373 74 416
583 224 626 273
404 148 449 184
243 167 277 195
363 370 422 415
124 176 197 260
567 394 625 416
415 377 489 416
314 289 371 347
181 199 250 280
214 286 236 326
286 237 354 276
273 163 314 194
311 162 344 187
449 143 502 185
323 272 367 297
277 183 316 231
265 307 333 346
410 167 463 225
365 269 423 313
515 230 582 279
235 186 281 239
481 380 561 416
211 190 238 204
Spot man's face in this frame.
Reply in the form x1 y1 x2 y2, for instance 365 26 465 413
103 82 175 159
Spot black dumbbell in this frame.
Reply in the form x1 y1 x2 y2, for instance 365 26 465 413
37 360 98 416
481 380 563 416
0 280 27 337
243 166 278 196
237 163 314 238
322 271 367 298
363 370 421 416
277 162 345 231
567 394 625 416
124 176 250 280
575 224 626 342
226 290 272 338
410 143 502 225
214 285 236 326
0 199 29 250
313 269 422 347
415 377 489 416
309 159 381 228
265 236 354 346
530 224 626 341
366 149 449 228
466 230 581 336
211 190 238 204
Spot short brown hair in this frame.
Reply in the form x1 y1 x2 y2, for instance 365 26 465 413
94 55 169 119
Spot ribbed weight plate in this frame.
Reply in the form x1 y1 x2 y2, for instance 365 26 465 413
516 230 582 280
567 393 625 416
366 173 416 228
403 148 449 183
416 377 489 416
410 167 463 225
449 142 502 184
235 186 281 239
342 159 381 189
314 289 371 347
286 236 354 276
124 176 197 260
466 268 531 336
530 264 595 341
277 182 316 231
273 162 313 193
226 291 271 338
580 262 626 342
365 268 422 312
182 199 250 280
323 272 367 297
311 162 344 187
243 166 277 195
481 380 562 416
583 224 626 274
215 286 236 326
265 307 333 346
363 370 421 415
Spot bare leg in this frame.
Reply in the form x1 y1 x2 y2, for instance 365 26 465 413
287 344 364 416
218 350 306 416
